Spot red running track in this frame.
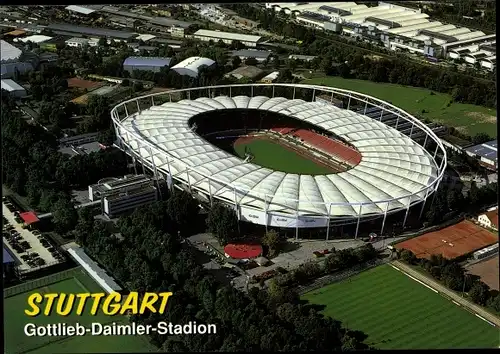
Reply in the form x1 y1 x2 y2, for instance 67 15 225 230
271 128 362 166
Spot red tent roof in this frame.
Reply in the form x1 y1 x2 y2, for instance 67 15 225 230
19 211 39 225
224 243 262 259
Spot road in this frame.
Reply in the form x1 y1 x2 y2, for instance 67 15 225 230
393 260 500 327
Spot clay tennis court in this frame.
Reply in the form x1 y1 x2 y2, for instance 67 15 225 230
395 220 498 260
67 77 105 91
466 255 499 291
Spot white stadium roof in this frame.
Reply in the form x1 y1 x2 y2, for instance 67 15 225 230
193 29 262 44
1 79 24 92
0 40 22 63
171 56 215 78
117 96 438 218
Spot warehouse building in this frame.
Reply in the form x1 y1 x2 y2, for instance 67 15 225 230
465 140 497 171
1 79 26 98
231 49 271 63
171 56 216 78
16 35 53 44
192 29 262 47
88 174 158 218
65 37 92 48
1 40 35 79
225 65 264 81
46 23 136 41
123 56 172 74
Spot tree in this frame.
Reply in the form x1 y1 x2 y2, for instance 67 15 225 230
486 294 500 313
245 57 259 66
472 132 492 145
261 230 282 258
165 191 199 236
52 198 78 234
206 203 238 246
230 55 242 69
400 249 417 264
468 281 490 305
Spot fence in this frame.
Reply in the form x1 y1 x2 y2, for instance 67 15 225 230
297 258 385 295
4 267 80 298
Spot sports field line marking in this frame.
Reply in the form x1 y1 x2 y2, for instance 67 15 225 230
397 269 439 293
475 314 497 327
452 300 461 306
390 265 400 271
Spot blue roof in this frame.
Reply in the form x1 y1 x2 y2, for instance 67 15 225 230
3 246 14 264
123 56 171 68
465 140 498 162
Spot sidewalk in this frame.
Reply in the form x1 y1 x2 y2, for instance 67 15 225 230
393 260 500 327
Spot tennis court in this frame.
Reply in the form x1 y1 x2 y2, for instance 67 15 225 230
395 220 498 259
4 267 153 354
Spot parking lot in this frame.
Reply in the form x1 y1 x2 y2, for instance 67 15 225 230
2 200 64 273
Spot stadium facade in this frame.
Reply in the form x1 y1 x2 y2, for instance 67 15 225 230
111 84 447 239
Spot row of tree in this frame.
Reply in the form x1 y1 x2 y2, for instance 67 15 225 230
1 93 128 233
75 197 371 351
398 250 500 314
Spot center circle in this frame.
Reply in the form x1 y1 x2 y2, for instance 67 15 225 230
189 108 362 175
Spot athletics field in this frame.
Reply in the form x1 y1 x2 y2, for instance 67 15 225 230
302 265 499 349
303 76 496 137
4 267 153 354
233 135 337 175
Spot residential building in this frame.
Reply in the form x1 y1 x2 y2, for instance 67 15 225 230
88 174 158 218
478 207 498 231
171 56 215 78
192 29 262 47
123 56 172 74
1 79 26 98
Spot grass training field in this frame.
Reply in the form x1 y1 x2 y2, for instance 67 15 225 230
302 265 499 349
303 76 496 137
233 137 334 175
4 268 153 354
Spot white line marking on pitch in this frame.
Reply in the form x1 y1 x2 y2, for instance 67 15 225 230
452 300 461 306
475 314 496 327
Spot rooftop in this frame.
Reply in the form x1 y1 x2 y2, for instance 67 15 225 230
65 5 100 15
1 79 25 92
19 211 39 225
123 56 172 67
46 23 136 40
194 29 262 43
465 140 497 163
3 247 15 264
1 40 22 62
226 65 264 80
232 49 271 59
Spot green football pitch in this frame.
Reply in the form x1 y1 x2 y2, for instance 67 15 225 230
4 268 153 354
302 265 500 349
233 138 334 175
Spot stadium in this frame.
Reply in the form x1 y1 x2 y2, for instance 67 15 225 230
110 84 447 240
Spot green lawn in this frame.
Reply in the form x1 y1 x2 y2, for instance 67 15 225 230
303 76 496 137
234 138 334 175
302 265 500 349
4 268 154 354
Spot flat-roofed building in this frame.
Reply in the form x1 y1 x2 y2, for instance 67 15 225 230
465 140 497 170
123 56 171 74
65 37 90 47
192 29 262 47
171 56 215 78
231 49 271 63
89 174 159 218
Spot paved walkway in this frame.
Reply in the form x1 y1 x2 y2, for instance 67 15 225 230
392 260 500 327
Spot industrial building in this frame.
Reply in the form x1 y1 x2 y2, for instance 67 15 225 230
260 71 279 83
1 79 26 98
1 40 35 79
65 37 94 48
465 140 498 170
266 2 496 65
15 35 53 44
46 23 137 41
171 56 216 78
192 29 262 47
123 56 172 74
288 54 317 61
225 65 264 81
231 49 271 63
88 174 158 218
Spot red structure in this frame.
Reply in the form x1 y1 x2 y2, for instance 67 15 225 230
19 212 39 225
224 243 263 259
271 128 362 166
